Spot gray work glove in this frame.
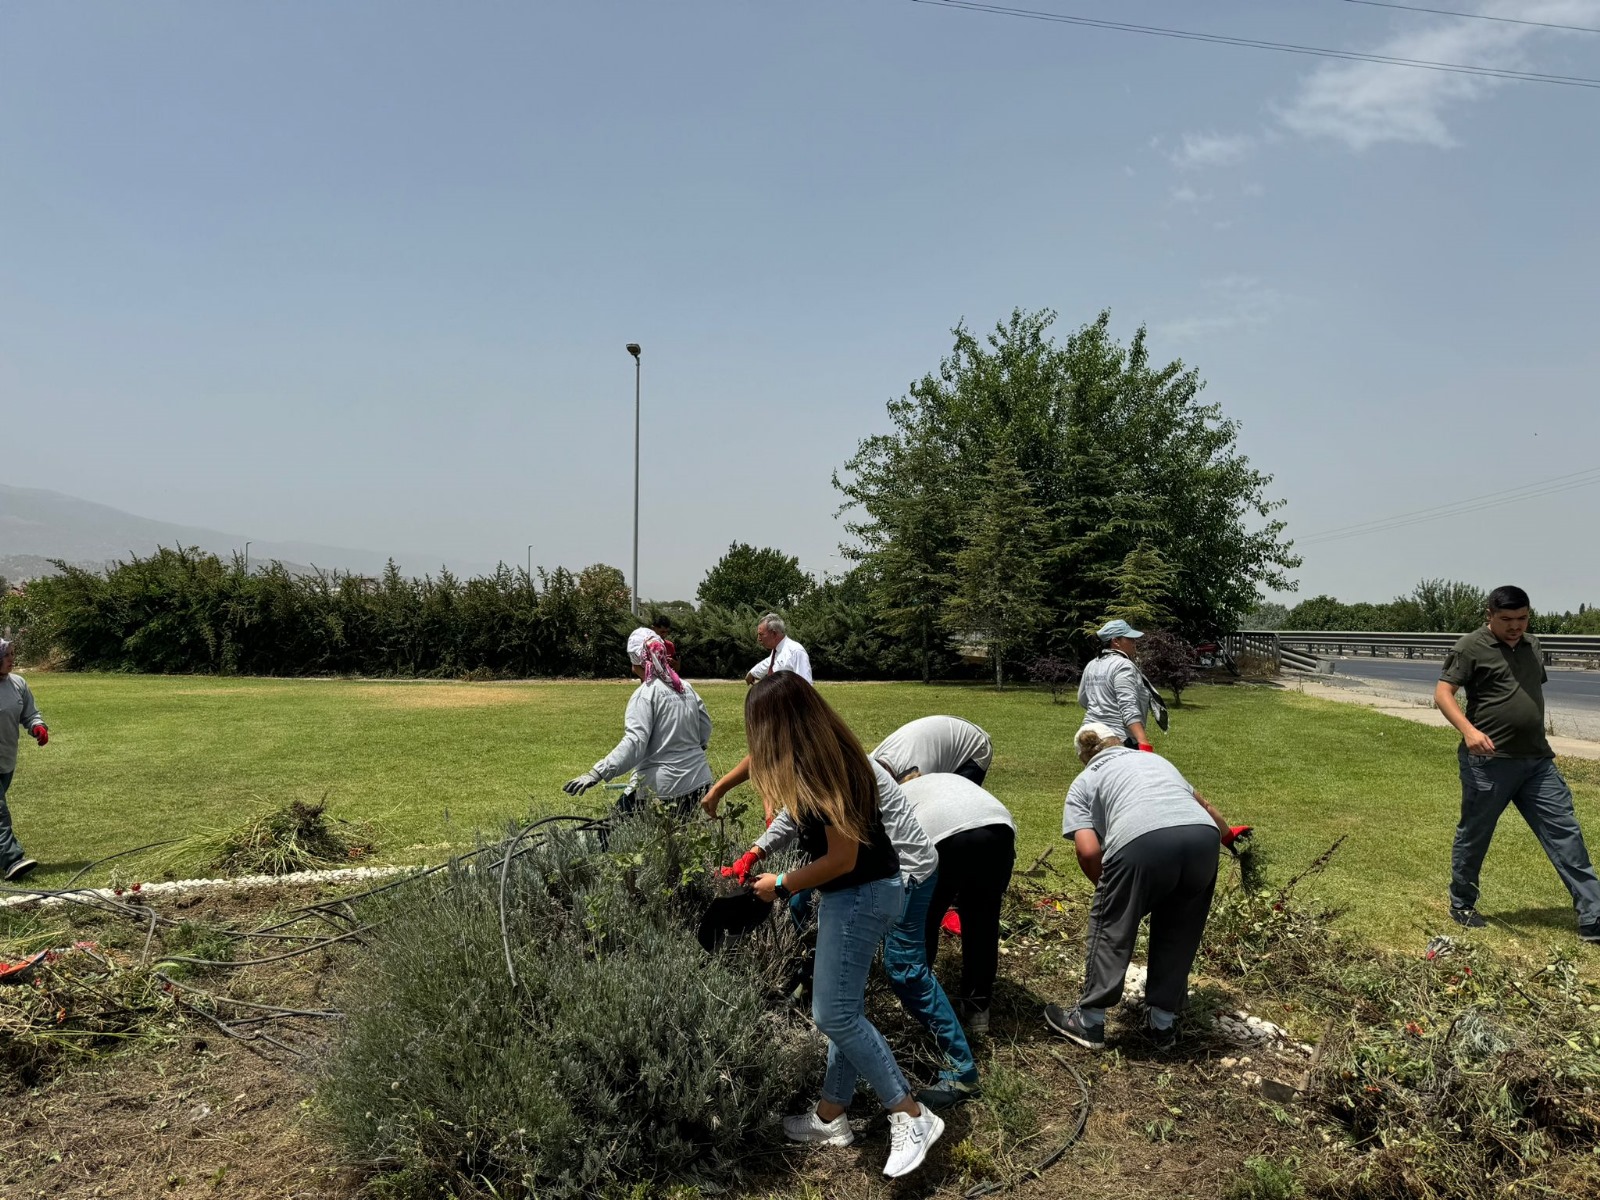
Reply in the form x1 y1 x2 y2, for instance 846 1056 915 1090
563 771 603 797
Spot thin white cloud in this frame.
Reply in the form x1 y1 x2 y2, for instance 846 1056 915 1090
1159 276 1283 343
1241 181 1266 198
1169 131 1257 170
1277 0 1600 151
1169 183 1212 206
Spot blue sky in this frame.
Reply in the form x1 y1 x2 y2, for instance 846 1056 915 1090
3 1 1598 607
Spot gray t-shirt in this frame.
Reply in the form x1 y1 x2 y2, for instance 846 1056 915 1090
1061 748 1213 864
0 673 44 774
759 761 939 886
1077 651 1149 741
900 773 1014 845
591 678 714 800
872 716 993 781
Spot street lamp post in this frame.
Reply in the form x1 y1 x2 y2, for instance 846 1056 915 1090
626 343 641 618
527 544 534 582
244 541 252 574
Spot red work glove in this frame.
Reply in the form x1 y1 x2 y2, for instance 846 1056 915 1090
721 850 762 884
31 725 47 747
941 910 962 938
1220 824 1252 849
1137 743 1153 752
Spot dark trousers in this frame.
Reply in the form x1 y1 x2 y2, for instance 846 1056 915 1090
1451 748 1600 925
953 759 988 787
0 770 21 872
610 785 707 823
1080 824 1218 1017
923 824 1015 1009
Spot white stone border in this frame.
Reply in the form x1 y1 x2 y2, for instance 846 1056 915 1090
2 864 416 909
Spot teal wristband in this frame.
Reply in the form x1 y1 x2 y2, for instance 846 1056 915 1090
774 873 790 901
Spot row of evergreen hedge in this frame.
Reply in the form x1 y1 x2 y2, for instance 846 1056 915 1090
0 547 975 679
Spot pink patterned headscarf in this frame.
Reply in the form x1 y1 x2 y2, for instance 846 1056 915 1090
626 626 684 693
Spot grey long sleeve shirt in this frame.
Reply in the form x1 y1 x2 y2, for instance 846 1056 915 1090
591 678 714 800
757 761 939 886
1077 651 1149 742
0 673 44 774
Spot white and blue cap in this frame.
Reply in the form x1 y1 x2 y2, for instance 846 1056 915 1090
1097 619 1144 641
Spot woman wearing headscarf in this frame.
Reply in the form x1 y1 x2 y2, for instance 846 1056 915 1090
563 627 713 819
1045 722 1248 1051
736 670 944 1179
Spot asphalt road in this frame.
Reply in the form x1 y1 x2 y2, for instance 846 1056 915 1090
1331 657 1600 712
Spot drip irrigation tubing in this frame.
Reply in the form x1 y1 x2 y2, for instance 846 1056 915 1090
964 1055 1092 1198
64 839 183 888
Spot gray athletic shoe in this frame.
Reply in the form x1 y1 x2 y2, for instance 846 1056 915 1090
3 858 39 883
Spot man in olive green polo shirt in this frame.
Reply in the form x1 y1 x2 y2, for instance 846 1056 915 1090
1434 585 1600 942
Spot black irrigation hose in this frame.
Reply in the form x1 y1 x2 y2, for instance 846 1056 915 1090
155 972 343 1021
963 1057 1092 1200
63 838 183 888
156 921 378 969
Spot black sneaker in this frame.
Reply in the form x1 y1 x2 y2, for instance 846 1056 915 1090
917 1073 980 1109
1044 1004 1105 1050
3 858 39 883
1144 1022 1178 1050
1449 907 1487 929
1579 923 1600 945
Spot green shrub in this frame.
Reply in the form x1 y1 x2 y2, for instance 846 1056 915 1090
320 809 822 1198
1225 1154 1302 1200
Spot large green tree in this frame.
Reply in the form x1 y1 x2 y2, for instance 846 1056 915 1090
696 543 813 611
940 447 1054 689
837 309 1299 647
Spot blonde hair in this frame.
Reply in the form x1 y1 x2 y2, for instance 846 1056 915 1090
745 672 876 844
1075 727 1123 765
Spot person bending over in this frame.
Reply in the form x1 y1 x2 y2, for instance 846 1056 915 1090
872 716 993 786
735 670 944 1178
902 772 1015 1037
1045 723 1246 1050
563 627 713 821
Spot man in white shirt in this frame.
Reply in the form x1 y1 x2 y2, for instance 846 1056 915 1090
745 614 812 685
702 615 815 817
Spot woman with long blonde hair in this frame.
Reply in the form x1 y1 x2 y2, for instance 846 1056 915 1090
737 671 944 1180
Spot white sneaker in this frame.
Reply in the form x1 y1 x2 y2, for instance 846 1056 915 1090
783 1108 855 1147
883 1106 944 1178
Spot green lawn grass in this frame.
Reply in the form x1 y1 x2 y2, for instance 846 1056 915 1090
9 673 1600 960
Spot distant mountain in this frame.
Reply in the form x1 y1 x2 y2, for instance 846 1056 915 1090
0 483 497 581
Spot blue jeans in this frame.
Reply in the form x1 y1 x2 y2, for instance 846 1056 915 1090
0 771 21 872
1452 748 1600 925
814 875 910 1110
885 871 976 1084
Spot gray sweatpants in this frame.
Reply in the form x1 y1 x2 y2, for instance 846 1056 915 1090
1080 824 1219 1017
